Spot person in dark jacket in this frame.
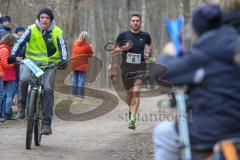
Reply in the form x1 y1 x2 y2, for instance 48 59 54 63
221 0 240 33
152 4 240 160
220 0 240 65
15 26 25 37
12 26 26 111
0 16 11 39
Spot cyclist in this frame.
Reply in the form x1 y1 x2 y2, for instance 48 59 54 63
9 7 68 135
112 13 153 129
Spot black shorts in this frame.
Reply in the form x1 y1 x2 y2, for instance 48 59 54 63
121 70 146 90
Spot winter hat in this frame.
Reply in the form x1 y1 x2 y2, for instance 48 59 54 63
192 4 222 35
37 7 54 21
15 26 25 34
1 16 11 23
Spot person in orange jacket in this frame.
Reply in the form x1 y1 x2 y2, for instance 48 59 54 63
0 34 17 122
70 31 93 98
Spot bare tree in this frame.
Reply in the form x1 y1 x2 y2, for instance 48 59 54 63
0 0 205 88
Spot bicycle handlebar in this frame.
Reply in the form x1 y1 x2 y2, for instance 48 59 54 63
16 59 64 69
16 59 65 78
38 62 60 70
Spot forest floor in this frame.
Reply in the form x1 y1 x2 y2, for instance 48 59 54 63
0 91 175 160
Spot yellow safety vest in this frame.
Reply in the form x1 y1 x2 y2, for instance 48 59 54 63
26 24 62 65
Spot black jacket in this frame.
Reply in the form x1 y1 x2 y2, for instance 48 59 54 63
0 24 11 39
224 9 240 34
153 26 240 145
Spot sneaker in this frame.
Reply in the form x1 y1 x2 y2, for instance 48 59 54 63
42 125 52 135
16 108 25 119
128 120 136 130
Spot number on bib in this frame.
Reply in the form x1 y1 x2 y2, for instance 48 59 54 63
126 53 141 64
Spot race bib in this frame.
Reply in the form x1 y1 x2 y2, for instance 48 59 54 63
126 53 141 64
22 59 44 77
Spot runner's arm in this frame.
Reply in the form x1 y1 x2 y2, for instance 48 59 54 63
112 32 124 55
145 33 153 57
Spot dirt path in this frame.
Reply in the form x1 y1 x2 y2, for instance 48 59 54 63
0 94 171 160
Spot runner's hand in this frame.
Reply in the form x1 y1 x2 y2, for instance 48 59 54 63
121 42 132 51
144 52 150 60
162 42 176 57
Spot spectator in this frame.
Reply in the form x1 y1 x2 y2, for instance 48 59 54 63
152 4 240 160
221 0 240 33
70 31 93 98
220 0 240 65
0 16 11 39
0 34 17 122
15 26 25 37
13 26 26 107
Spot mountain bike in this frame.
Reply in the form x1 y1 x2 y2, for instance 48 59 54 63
22 59 59 149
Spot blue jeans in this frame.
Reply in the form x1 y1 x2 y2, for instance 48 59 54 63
72 71 86 97
3 81 16 118
153 121 180 160
0 78 4 118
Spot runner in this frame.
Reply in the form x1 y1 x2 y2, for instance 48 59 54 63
112 13 153 129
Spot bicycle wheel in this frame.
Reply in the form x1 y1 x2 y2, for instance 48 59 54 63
26 89 37 150
34 95 43 146
34 118 42 146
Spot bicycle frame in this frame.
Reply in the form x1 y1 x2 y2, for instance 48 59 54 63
25 72 44 149
16 58 61 149
24 59 59 123
25 74 43 120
